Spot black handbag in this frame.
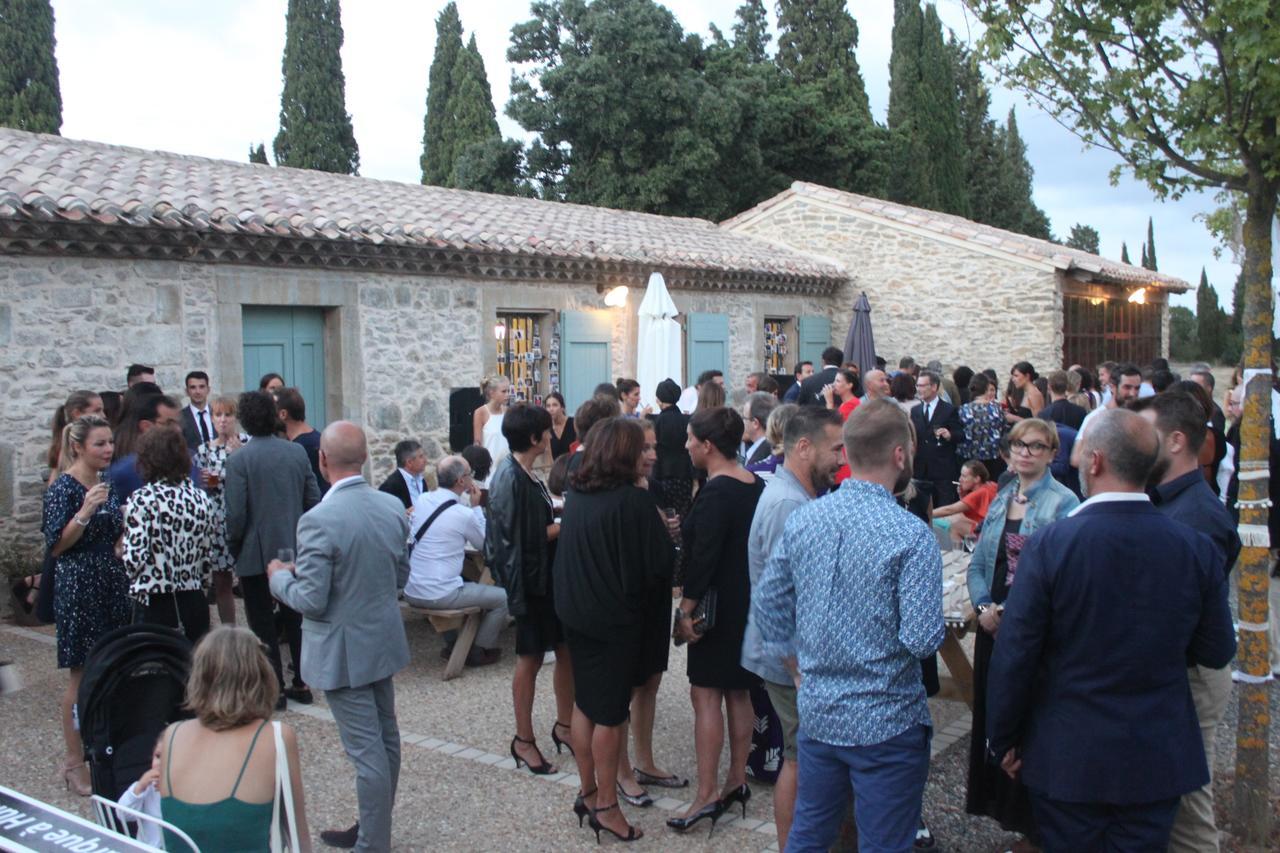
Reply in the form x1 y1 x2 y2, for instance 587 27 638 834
673 587 717 645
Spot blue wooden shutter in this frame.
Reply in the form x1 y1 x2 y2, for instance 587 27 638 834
685 312 730 386
242 306 328 426
560 309 613 411
797 315 831 366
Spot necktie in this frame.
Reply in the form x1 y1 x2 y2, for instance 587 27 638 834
197 409 211 443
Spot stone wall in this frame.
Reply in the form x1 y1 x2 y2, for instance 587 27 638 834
729 198 1067 374
0 254 830 545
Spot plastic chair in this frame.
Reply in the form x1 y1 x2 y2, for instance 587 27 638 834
91 794 201 852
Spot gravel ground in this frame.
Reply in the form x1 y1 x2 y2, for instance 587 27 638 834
4 597 1277 851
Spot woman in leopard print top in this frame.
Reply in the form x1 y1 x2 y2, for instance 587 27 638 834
122 427 219 644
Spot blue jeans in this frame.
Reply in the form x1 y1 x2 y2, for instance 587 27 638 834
788 724 932 853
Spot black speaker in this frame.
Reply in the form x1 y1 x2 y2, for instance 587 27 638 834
449 387 485 452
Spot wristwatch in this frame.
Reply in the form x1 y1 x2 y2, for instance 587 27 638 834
976 603 995 616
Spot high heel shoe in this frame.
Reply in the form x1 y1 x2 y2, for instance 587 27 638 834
510 735 555 775
573 788 597 828
720 783 751 818
590 803 642 843
665 799 725 836
61 760 91 797
551 720 574 756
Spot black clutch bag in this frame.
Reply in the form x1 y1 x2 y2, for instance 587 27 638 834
673 587 717 645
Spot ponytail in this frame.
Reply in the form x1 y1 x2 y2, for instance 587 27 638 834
61 414 111 473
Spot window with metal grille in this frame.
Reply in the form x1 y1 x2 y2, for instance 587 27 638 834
1062 292 1162 369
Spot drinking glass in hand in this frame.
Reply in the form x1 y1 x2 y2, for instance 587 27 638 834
277 548 295 564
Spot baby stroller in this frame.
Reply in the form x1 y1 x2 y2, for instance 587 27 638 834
77 623 193 820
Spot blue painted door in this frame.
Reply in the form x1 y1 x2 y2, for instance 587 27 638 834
685 312 729 386
797 315 832 366
560 309 613 411
242 306 328 426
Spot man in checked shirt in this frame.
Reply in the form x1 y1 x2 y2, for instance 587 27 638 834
754 399 945 853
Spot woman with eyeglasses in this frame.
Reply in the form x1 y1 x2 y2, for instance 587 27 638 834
964 417 1078 846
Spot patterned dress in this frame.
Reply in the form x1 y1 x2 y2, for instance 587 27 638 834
959 401 1006 462
43 473 131 669
122 480 220 606
194 440 238 573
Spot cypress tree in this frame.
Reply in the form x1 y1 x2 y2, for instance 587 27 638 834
1120 242 1131 264
272 0 359 174
249 143 268 164
1140 242 1149 269
887 2 969 216
1196 268 1225 362
1144 217 1158 270
989 108 1050 238
731 0 770 64
443 35 501 186
776 0 871 120
0 0 62 134
948 37 1001 225
421 2 463 185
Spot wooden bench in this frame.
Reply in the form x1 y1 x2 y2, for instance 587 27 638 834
410 605 483 681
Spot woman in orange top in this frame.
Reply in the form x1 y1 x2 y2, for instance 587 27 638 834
933 461 997 543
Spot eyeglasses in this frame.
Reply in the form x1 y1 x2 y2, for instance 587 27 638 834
1010 439 1051 456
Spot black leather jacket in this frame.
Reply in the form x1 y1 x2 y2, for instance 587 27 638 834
484 455 553 617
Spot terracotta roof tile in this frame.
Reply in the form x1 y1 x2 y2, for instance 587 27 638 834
0 129 843 287
723 181 1190 291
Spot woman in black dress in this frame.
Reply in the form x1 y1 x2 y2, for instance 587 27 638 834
43 414 131 795
545 392 577 460
486 403 573 775
668 407 764 834
555 418 675 842
647 380 693 581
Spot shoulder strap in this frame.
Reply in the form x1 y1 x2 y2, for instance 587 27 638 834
229 720 270 798
413 499 458 545
164 721 182 795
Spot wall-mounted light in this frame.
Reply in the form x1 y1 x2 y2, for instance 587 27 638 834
493 321 507 340
1127 288 1147 304
603 285 629 308
1089 297 1104 306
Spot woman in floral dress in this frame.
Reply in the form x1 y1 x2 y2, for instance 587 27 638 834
194 395 244 626
958 373 1011 481
43 414 131 795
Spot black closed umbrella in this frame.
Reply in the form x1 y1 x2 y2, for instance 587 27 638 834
842 292 877 376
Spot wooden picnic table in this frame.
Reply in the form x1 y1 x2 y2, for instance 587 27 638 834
936 547 977 708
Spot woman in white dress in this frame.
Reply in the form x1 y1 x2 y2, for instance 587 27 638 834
473 376 512 479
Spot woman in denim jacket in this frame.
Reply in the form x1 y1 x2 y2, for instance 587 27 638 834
964 418 1078 845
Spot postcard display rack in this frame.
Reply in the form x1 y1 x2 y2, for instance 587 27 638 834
496 314 561 406
763 319 789 374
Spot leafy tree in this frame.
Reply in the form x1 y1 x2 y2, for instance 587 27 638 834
1196 268 1226 361
248 143 269 164
1066 223 1100 254
968 2 1279 834
1168 305 1199 362
442 35 502 186
887 1 969 216
0 0 61 134
1144 216 1158 270
453 137 534 196
775 0 870 119
730 0 769 65
273 0 359 174
421 2 463 185
1119 242 1131 265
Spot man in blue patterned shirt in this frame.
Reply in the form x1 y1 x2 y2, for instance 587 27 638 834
754 399 945 852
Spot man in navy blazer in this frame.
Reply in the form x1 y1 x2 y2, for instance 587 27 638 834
986 409 1235 852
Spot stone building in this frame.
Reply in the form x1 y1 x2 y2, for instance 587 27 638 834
0 131 1187 544
724 182 1189 372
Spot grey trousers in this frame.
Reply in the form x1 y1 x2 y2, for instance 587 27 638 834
1167 664 1232 853
326 677 400 852
405 582 509 649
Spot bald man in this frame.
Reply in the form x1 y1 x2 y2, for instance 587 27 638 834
986 410 1235 852
860 369 891 403
269 421 411 851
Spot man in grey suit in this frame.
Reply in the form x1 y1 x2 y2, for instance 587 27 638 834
269 421 411 852
225 390 322 704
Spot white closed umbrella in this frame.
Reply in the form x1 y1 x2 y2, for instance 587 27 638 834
636 272 683 410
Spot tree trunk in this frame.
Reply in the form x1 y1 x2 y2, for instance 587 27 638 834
1233 173 1277 847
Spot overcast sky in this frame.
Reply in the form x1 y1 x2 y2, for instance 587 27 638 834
51 0 1243 310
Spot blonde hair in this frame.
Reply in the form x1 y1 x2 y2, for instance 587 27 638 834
695 382 725 412
1009 417 1060 454
480 375 510 400
765 403 799 450
185 627 278 731
209 395 238 416
60 414 111 473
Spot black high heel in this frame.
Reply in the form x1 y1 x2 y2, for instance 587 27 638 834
590 803 643 843
573 788 597 828
551 720 574 756
720 783 751 818
510 735 555 775
665 799 725 836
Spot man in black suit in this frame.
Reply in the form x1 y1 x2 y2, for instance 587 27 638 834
909 371 963 514
742 391 778 466
987 409 1235 852
378 439 427 509
796 346 842 407
179 370 215 451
